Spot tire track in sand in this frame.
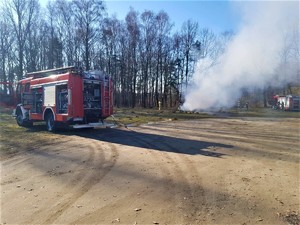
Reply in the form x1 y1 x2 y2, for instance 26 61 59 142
25 136 118 224
135 130 206 224
110 129 203 224
70 131 184 224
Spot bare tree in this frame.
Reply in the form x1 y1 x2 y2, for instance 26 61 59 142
155 11 172 107
25 4 41 72
140 10 157 107
101 16 124 105
45 2 63 69
198 28 216 59
3 0 39 80
181 20 199 90
171 32 184 100
0 16 14 93
72 0 105 70
126 8 140 107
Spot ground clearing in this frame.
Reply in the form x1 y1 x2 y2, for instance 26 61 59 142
1 109 299 224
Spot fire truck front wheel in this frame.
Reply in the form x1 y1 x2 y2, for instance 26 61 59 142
16 110 33 127
45 113 57 132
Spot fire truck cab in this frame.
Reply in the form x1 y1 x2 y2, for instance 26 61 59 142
13 66 113 131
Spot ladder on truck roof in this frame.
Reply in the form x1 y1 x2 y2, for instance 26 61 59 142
25 66 80 79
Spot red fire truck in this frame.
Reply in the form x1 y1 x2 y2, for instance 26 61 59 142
272 94 300 111
12 66 113 131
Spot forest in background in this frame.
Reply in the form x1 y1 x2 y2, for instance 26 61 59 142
0 0 298 109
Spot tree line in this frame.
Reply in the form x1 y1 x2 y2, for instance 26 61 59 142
0 0 233 108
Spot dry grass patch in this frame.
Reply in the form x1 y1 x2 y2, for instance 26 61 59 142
0 107 61 159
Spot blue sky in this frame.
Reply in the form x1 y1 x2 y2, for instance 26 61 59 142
104 0 240 33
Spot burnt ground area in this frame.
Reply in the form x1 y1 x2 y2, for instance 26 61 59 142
1 117 299 224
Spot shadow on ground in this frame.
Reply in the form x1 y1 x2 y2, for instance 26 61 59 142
55 127 232 157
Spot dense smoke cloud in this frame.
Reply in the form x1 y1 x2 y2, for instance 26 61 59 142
182 1 299 111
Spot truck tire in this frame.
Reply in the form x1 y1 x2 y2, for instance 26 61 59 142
16 110 24 126
46 113 56 132
16 110 33 127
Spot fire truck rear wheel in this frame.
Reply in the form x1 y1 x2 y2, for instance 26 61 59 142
46 113 56 132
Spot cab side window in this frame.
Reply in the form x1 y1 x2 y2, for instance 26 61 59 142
21 82 33 106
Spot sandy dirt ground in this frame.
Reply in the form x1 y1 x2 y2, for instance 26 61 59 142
1 117 299 225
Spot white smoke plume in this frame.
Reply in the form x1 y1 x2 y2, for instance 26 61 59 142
182 1 299 111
